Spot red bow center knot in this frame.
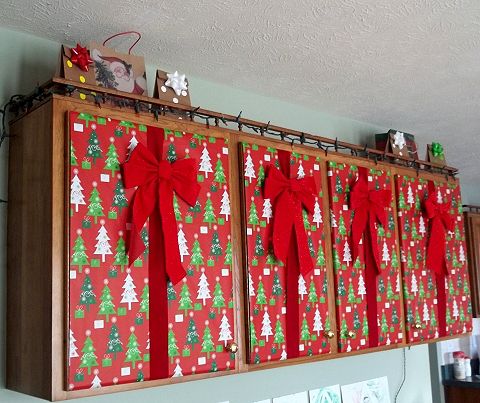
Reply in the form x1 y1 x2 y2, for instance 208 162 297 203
122 143 200 285
264 166 317 276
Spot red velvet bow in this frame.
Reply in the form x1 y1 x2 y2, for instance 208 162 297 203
122 143 200 284
263 165 317 275
424 185 453 277
350 168 391 274
70 44 93 72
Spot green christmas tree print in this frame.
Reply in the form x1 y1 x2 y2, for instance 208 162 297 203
391 307 399 324
381 312 389 335
203 194 216 228
71 141 78 166
224 238 232 268
167 281 177 305
250 322 258 351
87 187 104 224
335 175 343 194
71 232 89 272
333 250 341 271
210 229 222 261
316 243 325 267
178 282 193 314
308 279 318 303
256 279 267 307
139 283 149 320
114 235 128 272
125 329 142 369
214 158 226 185
189 200 201 218
167 142 177 163
79 334 98 375
386 279 395 301
248 198 260 230
112 178 128 213
254 233 264 257
271 271 282 297
274 318 285 348
256 163 265 188
338 275 346 297
347 281 356 304
353 308 361 329
340 318 348 340
201 323 215 358
338 215 347 236
98 283 115 322
86 129 102 163
362 315 369 337
173 194 182 221
190 236 204 270
104 141 120 177
79 273 96 312
186 316 200 350
106 323 123 359
430 307 437 327
212 279 226 313
300 317 310 341
168 327 179 364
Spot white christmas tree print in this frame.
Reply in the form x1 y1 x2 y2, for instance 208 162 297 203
121 270 138 310
313 306 323 335
70 171 86 212
330 209 337 228
244 151 256 183
437 189 443 204
197 268 211 306
298 274 307 301
459 244 466 264
407 184 414 206
411 273 418 296
220 187 231 222
146 332 150 350
423 302 430 323
69 329 79 361
249 272 255 297
261 309 273 342
395 273 400 293
419 216 426 237
280 347 287 360
94 222 112 263
401 248 407 263
313 199 323 226
346 340 352 352
297 161 305 179
358 273 366 300
343 240 352 266
127 133 138 155
453 299 459 320
262 199 273 224
90 372 102 389
199 144 213 178
172 360 183 377
219 313 233 346
382 240 390 264
386 336 391 346
177 225 189 263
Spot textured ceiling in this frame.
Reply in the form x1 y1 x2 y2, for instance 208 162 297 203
1 0 480 186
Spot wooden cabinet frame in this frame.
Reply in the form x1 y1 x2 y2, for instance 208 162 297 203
6 95 470 401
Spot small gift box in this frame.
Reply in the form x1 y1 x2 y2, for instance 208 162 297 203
102 354 112 367
74 370 84 382
82 217 91 229
81 158 91 170
108 267 118 278
90 259 100 268
134 258 143 267
185 214 193 224
117 307 127 316
74 306 85 319
108 207 118 220
135 313 144 325
182 347 191 357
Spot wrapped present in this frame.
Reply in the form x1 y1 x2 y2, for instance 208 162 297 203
240 143 331 364
74 306 85 319
153 70 191 107
81 158 91 170
68 111 234 390
74 369 85 382
395 175 472 341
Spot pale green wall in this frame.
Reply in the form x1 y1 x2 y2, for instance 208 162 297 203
0 26 438 403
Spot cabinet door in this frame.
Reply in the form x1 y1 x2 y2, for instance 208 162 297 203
68 112 235 390
327 162 403 352
240 143 334 363
466 213 480 317
395 176 472 340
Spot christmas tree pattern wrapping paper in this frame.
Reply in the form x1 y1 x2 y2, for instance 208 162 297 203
69 112 235 390
327 162 403 353
241 144 331 363
395 175 472 342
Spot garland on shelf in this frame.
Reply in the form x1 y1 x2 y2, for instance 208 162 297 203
1 78 458 181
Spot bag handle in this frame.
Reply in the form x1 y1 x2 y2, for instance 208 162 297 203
102 31 141 54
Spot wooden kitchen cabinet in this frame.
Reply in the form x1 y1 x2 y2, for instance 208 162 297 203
464 206 480 317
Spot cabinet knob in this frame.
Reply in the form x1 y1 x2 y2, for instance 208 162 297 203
347 330 356 338
413 323 422 330
226 342 239 354
324 330 335 339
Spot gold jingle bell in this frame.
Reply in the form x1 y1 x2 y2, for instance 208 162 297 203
226 342 239 354
324 330 335 339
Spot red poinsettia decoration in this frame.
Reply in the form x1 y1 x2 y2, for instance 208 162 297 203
69 43 93 72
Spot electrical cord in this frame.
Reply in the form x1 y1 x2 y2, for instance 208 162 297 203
394 347 408 402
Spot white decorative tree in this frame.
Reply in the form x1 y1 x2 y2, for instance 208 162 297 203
261 309 273 342
262 199 273 224
423 302 430 323
248 272 255 297
419 216 426 237
346 340 352 352
313 199 323 226
70 172 86 212
459 244 466 264
358 273 366 300
69 329 79 362
411 273 418 296
220 188 231 222
280 346 287 360
401 248 407 263
94 223 112 263
382 240 390 264
197 269 211 306
395 273 400 293
313 306 323 335
90 373 102 389
330 209 337 228
297 161 305 179
298 274 307 301
172 360 183 377
199 144 213 178
121 270 138 310
128 134 138 155
343 240 352 266
177 225 189 263
146 332 150 350
453 299 459 320
244 152 256 183
386 336 391 346
437 189 443 204
219 313 233 346
407 184 414 206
